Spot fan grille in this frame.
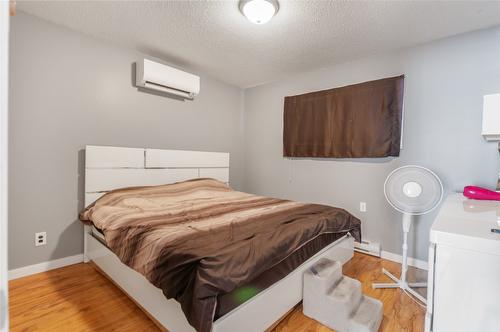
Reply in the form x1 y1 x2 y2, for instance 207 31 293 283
384 165 443 215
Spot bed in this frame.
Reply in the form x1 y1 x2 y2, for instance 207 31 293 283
82 145 360 332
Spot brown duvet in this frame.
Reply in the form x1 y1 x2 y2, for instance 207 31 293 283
80 178 361 332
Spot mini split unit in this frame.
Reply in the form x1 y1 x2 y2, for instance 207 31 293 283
136 59 200 100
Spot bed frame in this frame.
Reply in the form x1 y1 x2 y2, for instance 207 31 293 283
83 145 354 332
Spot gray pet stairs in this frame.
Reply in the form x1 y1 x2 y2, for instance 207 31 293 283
303 258 383 332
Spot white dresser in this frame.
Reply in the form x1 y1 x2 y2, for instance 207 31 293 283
425 193 500 332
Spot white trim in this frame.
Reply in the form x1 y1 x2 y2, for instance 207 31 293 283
381 250 428 271
5 250 427 281
8 254 84 280
0 2 9 330
354 240 381 257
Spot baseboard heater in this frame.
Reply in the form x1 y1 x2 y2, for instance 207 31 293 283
354 240 381 257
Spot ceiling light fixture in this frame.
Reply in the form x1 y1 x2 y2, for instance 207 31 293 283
239 0 279 25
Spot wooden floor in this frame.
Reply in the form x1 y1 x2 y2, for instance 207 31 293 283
9 252 427 332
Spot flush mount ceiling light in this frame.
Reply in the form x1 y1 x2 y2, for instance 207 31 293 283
239 0 279 25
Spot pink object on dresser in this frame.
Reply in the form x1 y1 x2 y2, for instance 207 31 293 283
463 186 500 201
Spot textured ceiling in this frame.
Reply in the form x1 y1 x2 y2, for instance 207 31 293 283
18 0 500 88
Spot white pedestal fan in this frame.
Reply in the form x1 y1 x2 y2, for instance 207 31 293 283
372 165 443 305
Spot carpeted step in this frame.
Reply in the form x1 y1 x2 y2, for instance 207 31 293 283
348 295 383 332
303 258 384 332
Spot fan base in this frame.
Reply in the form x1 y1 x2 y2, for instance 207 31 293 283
372 268 427 304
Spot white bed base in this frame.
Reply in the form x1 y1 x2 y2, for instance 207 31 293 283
83 145 354 332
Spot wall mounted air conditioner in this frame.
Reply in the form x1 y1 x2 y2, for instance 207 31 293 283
136 59 200 100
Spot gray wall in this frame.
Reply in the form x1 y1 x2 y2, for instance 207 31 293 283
243 27 500 261
9 13 245 269
9 12 500 269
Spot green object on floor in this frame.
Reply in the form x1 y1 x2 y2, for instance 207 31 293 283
233 286 260 304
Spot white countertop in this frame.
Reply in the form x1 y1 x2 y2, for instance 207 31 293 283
430 193 500 255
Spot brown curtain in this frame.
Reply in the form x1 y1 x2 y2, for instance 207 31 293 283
283 75 404 158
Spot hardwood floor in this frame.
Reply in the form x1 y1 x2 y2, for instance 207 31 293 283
9 263 158 331
9 252 426 332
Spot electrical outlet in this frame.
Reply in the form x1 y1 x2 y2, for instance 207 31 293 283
35 232 46 246
359 202 367 212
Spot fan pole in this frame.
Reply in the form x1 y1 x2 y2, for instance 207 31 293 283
372 214 427 304
401 213 411 286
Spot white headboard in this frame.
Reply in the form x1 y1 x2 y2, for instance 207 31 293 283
84 145 230 206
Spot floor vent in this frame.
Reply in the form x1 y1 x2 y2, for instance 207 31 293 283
354 240 381 257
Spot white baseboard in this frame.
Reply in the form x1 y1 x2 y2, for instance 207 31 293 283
7 249 428 281
381 250 428 271
8 254 84 280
